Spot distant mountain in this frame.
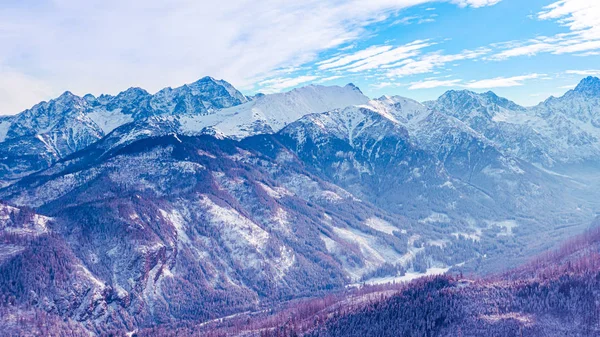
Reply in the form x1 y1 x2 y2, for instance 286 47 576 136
181 83 369 138
426 78 600 167
0 77 247 186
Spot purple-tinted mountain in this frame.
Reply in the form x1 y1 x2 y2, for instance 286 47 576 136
147 224 600 337
0 77 248 186
1 76 600 335
304 226 600 337
2 132 473 333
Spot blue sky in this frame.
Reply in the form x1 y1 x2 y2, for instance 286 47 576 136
0 0 599 114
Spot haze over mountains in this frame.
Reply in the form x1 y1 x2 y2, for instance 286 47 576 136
1 76 600 335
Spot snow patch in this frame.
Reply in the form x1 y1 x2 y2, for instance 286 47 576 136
452 232 481 242
488 220 518 236
480 312 533 325
87 108 133 133
332 226 404 280
199 195 269 251
364 217 398 235
357 266 451 286
419 212 450 224
0 245 26 264
258 182 293 199
159 208 190 245
197 149 217 159
0 120 10 142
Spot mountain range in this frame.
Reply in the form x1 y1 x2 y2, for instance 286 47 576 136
1 76 600 335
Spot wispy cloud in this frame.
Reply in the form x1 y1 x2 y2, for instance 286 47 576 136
343 41 434 72
451 0 502 8
408 79 462 89
316 75 345 83
318 46 393 70
258 76 320 93
464 74 545 88
405 73 544 90
566 69 600 76
370 82 401 89
386 48 489 77
392 15 436 25
490 1 600 60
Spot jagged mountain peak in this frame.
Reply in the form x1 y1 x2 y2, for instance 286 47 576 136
370 95 428 124
194 75 218 83
375 95 417 108
57 90 78 100
82 93 97 103
573 76 600 96
26 90 86 118
344 82 363 93
433 89 526 121
438 89 523 109
118 86 150 97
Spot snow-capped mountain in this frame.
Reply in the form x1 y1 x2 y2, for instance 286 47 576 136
530 76 600 164
426 78 600 167
0 77 249 186
0 79 365 186
178 83 368 138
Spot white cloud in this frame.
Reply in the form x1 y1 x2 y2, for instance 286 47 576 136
392 15 436 25
0 0 506 114
566 69 600 76
490 41 556 60
576 51 600 56
408 79 462 89
343 40 434 72
538 0 600 37
407 73 543 90
491 1 600 60
386 48 489 77
370 82 398 89
464 74 544 88
451 0 502 8
258 76 320 93
317 75 344 83
392 16 422 25
318 46 393 70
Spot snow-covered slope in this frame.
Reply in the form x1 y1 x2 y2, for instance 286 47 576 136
177 83 369 138
205 83 368 137
81 83 370 155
